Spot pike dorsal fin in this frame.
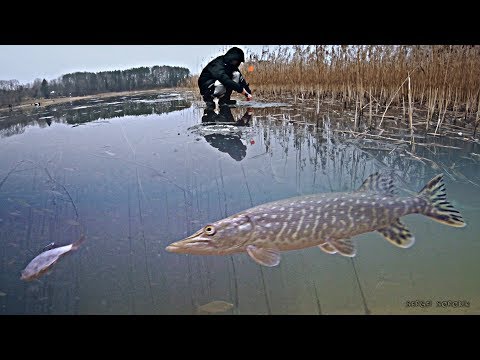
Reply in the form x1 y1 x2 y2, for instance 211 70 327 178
356 172 396 196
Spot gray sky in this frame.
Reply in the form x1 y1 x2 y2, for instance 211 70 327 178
0 45 267 84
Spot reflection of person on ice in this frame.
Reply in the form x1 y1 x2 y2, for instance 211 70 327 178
202 106 253 127
198 47 253 110
200 107 254 162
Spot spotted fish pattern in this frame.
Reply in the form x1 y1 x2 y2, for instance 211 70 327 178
166 173 465 267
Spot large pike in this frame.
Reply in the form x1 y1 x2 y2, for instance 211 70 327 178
166 173 466 267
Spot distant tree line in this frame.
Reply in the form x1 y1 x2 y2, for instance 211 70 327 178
0 65 190 106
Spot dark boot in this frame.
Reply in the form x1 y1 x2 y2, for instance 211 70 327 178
202 109 217 123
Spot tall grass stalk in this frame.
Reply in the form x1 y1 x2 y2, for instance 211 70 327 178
244 46 480 132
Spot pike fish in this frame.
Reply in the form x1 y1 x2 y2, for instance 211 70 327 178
166 173 466 267
21 236 86 281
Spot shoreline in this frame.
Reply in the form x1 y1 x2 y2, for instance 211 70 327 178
0 87 196 113
2 87 478 141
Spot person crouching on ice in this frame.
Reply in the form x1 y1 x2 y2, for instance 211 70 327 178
198 47 253 110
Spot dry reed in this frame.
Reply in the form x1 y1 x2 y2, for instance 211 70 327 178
186 45 480 135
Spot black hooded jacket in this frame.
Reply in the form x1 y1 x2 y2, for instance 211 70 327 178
198 47 251 95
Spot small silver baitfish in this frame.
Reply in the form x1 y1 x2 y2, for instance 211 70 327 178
197 300 234 314
21 235 86 281
166 173 466 267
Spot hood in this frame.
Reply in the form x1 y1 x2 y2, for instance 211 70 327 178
224 47 245 64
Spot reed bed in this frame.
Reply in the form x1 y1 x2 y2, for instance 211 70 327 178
187 46 480 136
243 46 480 134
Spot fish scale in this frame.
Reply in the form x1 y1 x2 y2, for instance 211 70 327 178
243 193 417 249
166 173 466 267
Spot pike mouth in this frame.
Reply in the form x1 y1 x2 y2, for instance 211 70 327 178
166 240 211 252
165 229 213 253
165 243 183 253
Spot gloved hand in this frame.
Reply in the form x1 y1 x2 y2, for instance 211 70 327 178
242 88 253 101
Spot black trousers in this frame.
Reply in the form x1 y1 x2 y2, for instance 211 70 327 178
202 87 233 104
201 71 241 103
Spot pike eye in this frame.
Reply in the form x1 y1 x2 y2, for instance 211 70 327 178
204 225 216 236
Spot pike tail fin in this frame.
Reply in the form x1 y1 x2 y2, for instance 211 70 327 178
418 174 466 227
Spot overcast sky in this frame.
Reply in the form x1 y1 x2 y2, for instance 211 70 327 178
0 45 267 84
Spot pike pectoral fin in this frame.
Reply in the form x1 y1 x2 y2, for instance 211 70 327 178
246 245 281 267
377 219 415 248
318 243 337 254
328 238 356 257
